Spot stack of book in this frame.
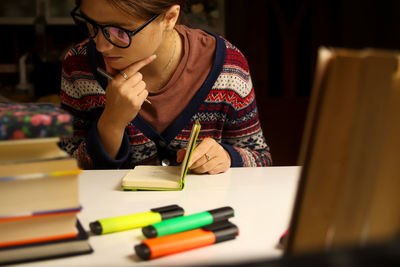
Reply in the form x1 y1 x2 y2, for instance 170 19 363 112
0 103 92 265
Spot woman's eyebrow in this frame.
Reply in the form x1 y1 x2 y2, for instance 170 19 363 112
80 9 133 27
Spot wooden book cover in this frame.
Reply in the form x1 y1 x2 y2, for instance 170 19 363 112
285 47 400 254
121 120 201 191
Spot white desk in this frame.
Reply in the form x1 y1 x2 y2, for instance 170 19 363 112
21 166 301 266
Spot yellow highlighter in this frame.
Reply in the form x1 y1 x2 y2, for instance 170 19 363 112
89 205 184 235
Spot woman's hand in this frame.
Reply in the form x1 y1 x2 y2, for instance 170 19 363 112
97 55 156 158
101 55 156 129
177 138 231 174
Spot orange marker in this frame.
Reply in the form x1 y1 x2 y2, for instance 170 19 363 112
134 221 239 260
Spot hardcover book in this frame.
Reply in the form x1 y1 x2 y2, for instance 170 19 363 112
0 169 81 216
0 137 68 163
0 209 81 248
0 220 92 265
285 47 400 254
121 120 201 191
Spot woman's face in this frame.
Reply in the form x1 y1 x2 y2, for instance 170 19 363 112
80 0 165 71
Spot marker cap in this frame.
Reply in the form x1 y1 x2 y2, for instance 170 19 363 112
89 221 103 235
208 207 234 222
203 220 239 243
151 205 184 220
135 243 151 260
142 225 157 238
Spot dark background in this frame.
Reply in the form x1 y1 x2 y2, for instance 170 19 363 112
225 0 400 165
1 0 400 165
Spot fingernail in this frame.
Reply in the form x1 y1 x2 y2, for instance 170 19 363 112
151 54 157 60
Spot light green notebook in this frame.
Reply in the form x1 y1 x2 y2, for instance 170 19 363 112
121 121 201 191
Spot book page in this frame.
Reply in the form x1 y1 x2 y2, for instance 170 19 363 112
0 137 68 163
0 157 78 178
121 166 181 190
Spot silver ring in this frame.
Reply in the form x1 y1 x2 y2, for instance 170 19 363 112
121 72 128 80
205 153 211 161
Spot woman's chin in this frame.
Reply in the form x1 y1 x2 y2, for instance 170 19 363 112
104 57 126 70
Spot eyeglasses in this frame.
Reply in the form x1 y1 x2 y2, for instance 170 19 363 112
70 6 159 48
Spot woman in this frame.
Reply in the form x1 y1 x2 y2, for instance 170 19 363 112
60 0 272 174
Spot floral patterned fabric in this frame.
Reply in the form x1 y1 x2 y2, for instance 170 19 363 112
0 103 73 140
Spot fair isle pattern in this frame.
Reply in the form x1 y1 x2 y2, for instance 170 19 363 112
128 142 158 165
61 78 105 99
60 36 272 169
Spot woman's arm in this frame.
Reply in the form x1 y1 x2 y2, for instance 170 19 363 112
59 43 130 169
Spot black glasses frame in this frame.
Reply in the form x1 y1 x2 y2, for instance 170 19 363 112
70 6 159 48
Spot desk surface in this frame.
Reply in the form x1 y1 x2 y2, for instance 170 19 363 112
20 166 301 266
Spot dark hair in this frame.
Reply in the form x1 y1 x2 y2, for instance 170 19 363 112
106 0 188 21
75 0 187 20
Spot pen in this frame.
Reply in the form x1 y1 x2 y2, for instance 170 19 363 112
135 221 239 260
89 204 184 235
142 206 234 238
96 67 152 105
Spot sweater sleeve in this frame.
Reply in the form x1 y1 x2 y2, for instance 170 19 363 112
220 87 272 167
59 43 130 169
221 102 272 167
218 43 272 167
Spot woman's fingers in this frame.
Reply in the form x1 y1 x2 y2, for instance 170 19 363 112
119 54 157 80
188 138 231 174
190 155 225 174
104 55 156 126
188 138 214 168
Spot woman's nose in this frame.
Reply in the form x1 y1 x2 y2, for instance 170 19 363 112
94 30 114 52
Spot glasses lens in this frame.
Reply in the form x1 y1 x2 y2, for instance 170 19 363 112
106 27 130 47
73 15 97 38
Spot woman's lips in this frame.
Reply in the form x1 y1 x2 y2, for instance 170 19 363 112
103 56 122 62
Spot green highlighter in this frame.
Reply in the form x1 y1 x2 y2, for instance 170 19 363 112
89 205 184 235
142 206 234 238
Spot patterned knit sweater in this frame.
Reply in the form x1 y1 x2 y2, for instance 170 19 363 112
60 33 272 169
